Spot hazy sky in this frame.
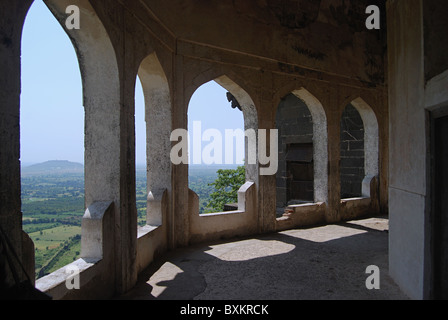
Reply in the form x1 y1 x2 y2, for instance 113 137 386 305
21 0 244 166
21 0 84 165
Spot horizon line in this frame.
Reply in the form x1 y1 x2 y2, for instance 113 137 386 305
21 160 242 168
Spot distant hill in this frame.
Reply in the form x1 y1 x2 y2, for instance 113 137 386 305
22 160 84 176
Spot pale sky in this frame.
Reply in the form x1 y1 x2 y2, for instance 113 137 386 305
21 0 244 167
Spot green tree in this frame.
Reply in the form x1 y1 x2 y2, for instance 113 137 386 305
206 166 245 212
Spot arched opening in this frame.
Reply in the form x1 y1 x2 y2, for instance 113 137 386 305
340 98 379 199
20 0 121 287
275 88 328 215
137 53 171 227
276 94 314 212
340 104 365 198
135 76 146 227
187 76 258 214
188 80 245 214
21 0 84 279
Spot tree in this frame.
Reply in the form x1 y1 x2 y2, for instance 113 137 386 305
206 166 245 212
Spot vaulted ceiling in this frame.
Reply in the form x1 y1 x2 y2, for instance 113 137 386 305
136 0 387 85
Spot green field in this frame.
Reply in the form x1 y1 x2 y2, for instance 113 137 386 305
21 161 227 279
29 225 80 250
21 165 85 279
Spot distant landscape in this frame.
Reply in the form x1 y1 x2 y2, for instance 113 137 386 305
21 160 235 279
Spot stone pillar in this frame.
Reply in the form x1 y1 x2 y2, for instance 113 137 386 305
171 54 190 248
325 87 342 223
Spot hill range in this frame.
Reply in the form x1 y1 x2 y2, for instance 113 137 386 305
21 160 84 176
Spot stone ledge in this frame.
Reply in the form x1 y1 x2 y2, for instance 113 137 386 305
36 258 100 299
276 202 326 231
35 201 115 300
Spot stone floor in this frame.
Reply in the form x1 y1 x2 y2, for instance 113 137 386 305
120 216 409 300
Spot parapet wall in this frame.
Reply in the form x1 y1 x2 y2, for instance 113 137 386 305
189 182 258 244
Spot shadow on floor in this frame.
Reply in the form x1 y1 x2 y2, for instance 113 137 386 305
119 217 408 300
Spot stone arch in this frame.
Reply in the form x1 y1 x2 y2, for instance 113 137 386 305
214 75 259 184
13 0 124 294
350 97 379 197
350 97 379 180
19 0 87 282
280 88 329 204
44 0 121 207
41 0 130 292
137 52 172 226
339 96 379 198
339 104 365 198
187 74 260 185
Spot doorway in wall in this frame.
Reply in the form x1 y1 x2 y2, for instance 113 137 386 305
431 112 448 300
275 94 315 214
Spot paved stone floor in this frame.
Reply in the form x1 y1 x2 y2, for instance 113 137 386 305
120 216 409 300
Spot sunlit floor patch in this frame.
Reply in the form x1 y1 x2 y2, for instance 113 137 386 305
148 262 184 298
204 239 296 262
280 224 369 243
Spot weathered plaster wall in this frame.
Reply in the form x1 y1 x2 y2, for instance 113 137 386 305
387 0 427 300
387 0 448 300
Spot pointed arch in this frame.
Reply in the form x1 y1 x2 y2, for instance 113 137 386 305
44 0 121 206
187 74 259 185
214 75 259 184
350 97 379 180
339 96 379 199
137 52 172 226
38 0 136 296
290 88 329 204
19 0 86 283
